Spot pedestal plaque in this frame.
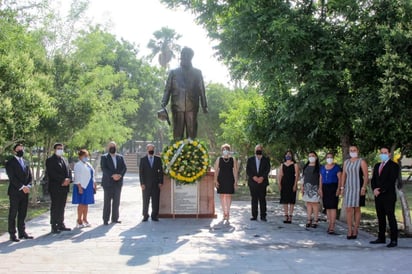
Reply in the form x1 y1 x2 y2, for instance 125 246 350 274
173 181 198 214
159 172 216 218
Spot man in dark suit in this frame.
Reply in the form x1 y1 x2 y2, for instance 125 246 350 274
100 141 127 225
246 144 271 221
5 143 33 242
139 144 163 222
161 47 208 140
45 143 72 233
370 146 400 248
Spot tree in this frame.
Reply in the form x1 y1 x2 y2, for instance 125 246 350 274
147 27 182 68
0 9 55 153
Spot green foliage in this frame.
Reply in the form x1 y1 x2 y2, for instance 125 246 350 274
0 9 54 152
161 0 412 157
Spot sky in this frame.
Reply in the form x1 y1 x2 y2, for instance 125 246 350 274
73 0 231 85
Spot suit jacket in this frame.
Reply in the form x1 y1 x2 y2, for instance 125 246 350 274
100 153 127 188
162 67 207 113
139 155 163 187
45 154 72 193
5 156 32 196
371 159 399 198
246 155 271 186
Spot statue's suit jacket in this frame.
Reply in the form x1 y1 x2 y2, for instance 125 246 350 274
162 66 207 113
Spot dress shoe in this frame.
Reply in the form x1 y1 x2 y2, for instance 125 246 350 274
260 217 267 222
112 220 121 224
58 227 72 231
142 217 149 222
370 239 386 244
250 217 257 221
103 222 109 226
19 233 34 239
10 235 20 242
152 217 159 221
387 241 397 248
51 228 61 234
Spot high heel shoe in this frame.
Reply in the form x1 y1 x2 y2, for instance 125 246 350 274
305 220 312 228
311 219 318 228
287 215 292 224
283 215 289 224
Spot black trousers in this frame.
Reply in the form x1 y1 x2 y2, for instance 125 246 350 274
249 183 267 218
103 185 122 223
8 193 28 236
142 185 160 218
375 194 398 241
172 111 198 140
49 190 68 228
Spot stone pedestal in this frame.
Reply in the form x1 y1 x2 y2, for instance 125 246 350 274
159 171 216 218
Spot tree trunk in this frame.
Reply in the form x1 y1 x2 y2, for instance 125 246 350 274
397 157 412 235
397 188 412 235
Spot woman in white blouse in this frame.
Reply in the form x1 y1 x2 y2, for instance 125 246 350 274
72 149 96 228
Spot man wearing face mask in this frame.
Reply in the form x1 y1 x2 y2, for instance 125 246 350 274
5 143 33 242
45 143 72 233
370 146 400 248
100 141 127 225
161 47 208 140
246 144 271 221
139 144 164 222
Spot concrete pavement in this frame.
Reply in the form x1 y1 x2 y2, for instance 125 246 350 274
1 173 412 273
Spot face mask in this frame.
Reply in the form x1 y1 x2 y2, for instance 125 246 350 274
326 158 334 164
109 147 116 154
56 149 64 156
379 154 389 162
222 150 229 156
82 157 89 162
255 150 263 155
148 150 154 155
308 156 316 163
16 150 24 157
349 152 358 158
285 155 292 161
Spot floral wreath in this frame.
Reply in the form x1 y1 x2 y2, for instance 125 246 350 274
162 139 209 184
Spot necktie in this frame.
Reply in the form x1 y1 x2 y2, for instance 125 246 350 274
379 162 385 175
256 158 260 172
150 157 154 168
19 158 25 171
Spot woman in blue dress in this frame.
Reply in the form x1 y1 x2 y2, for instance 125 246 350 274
72 149 96 228
319 152 342 234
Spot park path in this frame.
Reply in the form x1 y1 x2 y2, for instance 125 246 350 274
1 173 412 274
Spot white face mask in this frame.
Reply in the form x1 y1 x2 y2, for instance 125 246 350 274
308 156 316 163
222 150 229 156
326 158 334 164
349 152 358 158
56 149 64 156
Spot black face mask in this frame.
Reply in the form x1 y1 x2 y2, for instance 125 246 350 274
16 150 24 157
148 150 154 155
109 147 116 154
255 150 263 155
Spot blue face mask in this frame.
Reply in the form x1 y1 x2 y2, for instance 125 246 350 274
82 157 89 162
379 154 389 162
285 155 292 161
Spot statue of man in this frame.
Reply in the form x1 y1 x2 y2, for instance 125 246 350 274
161 47 208 140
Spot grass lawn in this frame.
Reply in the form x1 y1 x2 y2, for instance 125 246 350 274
0 182 49 235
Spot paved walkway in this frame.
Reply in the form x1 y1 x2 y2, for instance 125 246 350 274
1 174 412 273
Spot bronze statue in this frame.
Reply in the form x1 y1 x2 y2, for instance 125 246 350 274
161 47 208 140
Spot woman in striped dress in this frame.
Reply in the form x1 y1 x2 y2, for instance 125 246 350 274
341 145 369 239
